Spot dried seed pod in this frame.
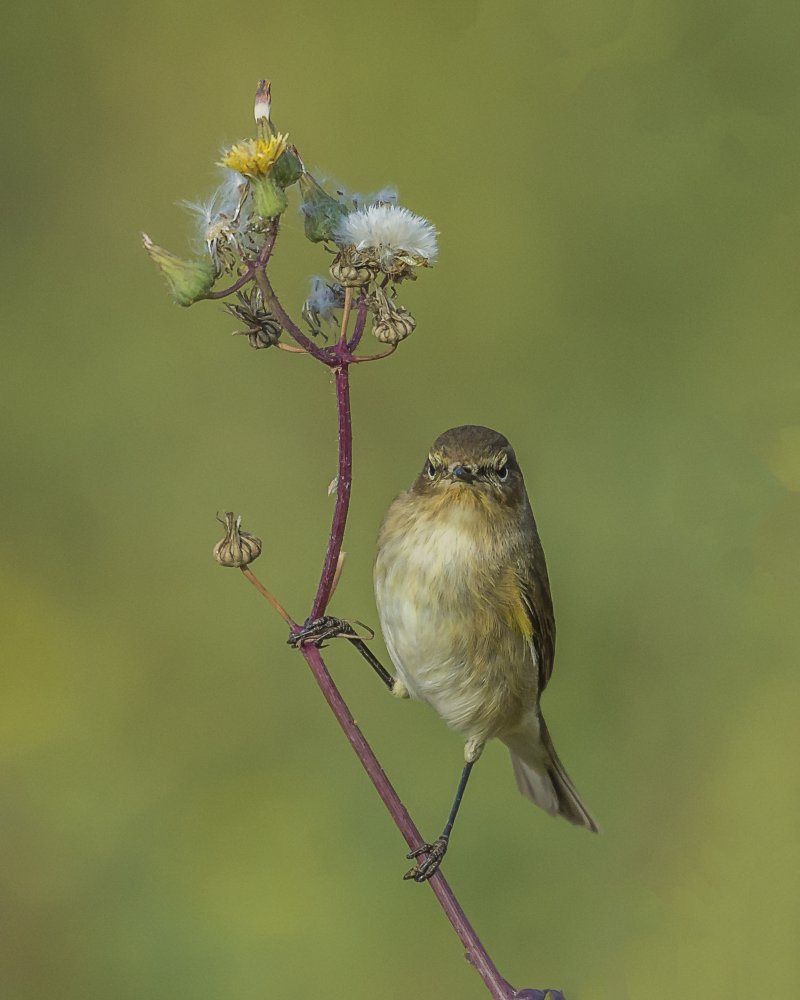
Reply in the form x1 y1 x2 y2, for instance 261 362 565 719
372 306 416 344
213 512 262 568
329 247 374 288
226 287 282 349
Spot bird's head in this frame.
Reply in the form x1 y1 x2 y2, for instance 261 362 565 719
412 425 526 510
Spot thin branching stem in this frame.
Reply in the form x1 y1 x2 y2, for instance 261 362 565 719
339 286 353 346
240 567 296 627
255 267 331 363
347 297 369 353
310 360 353 619
204 222 279 300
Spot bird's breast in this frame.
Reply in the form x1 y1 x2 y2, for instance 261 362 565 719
374 493 536 737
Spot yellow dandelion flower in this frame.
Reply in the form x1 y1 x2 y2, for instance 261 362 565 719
221 134 289 178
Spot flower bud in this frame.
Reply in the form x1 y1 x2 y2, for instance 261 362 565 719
142 234 216 306
271 143 304 189
298 172 348 243
213 512 262 568
254 79 272 125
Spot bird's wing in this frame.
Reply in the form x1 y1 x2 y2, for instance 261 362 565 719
517 533 556 692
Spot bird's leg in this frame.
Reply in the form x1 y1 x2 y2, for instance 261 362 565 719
347 636 399 693
288 618 402 694
404 738 484 883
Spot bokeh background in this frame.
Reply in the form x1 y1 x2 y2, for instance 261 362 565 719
2 1 799 997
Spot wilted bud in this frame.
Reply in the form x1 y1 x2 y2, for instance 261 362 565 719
142 234 216 306
298 172 348 243
213 512 262 568
330 246 374 288
254 79 272 125
370 286 415 344
373 307 416 344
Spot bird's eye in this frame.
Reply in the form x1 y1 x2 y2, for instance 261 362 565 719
497 465 509 482
426 461 436 479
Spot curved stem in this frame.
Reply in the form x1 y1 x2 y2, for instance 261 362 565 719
345 343 397 364
204 267 257 300
255 268 331 364
205 220 279 300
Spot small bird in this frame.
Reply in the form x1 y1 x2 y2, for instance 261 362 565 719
374 425 597 881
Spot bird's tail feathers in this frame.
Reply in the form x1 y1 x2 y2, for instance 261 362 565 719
503 715 598 833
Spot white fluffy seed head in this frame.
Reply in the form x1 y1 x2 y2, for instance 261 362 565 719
334 204 438 264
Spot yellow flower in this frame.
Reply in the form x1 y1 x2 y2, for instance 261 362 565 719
220 134 288 178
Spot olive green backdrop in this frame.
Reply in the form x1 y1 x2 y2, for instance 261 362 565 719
2 1 799 997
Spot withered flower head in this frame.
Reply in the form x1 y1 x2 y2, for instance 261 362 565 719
329 245 375 288
213 512 262 568
225 287 282 349
370 286 416 344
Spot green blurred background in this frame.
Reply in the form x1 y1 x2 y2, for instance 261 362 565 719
2 1 799 997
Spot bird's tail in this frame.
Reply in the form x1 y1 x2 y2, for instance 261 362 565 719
502 714 598 833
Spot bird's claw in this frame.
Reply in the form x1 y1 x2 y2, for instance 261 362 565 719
287 616 374 649
403 836 449 882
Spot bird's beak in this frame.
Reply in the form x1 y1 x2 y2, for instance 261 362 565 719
450 465 475 483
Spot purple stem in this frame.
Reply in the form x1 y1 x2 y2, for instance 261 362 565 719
346 297 369 353
255 268 331 363
310 358 352 618
204 268 256 300
205 223 279 300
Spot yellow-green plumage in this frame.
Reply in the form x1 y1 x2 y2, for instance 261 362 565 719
374 425 597 831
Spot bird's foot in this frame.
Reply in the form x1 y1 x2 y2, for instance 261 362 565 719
287 616 374 649
403 835 449 883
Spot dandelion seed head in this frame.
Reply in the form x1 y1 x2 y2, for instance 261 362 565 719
334 203 438 266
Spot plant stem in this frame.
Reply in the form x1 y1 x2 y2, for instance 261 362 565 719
254 267 330 363
205 221 279 300
310 360 352 619
339 286 353 346
240 567 296 626
347 297 368 353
